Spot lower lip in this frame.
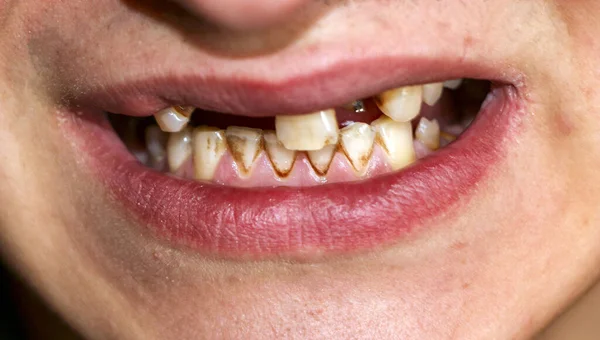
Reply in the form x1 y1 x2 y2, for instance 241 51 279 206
66 86 521 259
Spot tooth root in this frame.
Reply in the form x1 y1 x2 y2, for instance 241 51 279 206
443 79 463 90
154 106 194 133
307 145 337 176
145 125 168 170
275 109 339 151
192 126 227 181
422 83 444 106
340 123 375 174
225 126 263 174
375 85 423 123
167 127 193 172
371 116 416 171
263 131 296 176
415 118 441 151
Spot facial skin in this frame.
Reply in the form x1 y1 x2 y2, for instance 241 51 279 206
1 0 600 339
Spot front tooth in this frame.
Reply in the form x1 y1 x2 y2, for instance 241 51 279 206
225 126 263 174
371 116 416 170
145 125 168 170
443 79 463 90
307 145 337 176
415 117 441 150
275 109 339 151
263 131 296 176
422 83 444 106
340 123 375 173
192 126 227 181
154 106 194 133
375 85 423 122
167 127 192 172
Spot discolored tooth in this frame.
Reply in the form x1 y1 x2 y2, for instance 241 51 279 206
415 117 441 150
154 106 194 133
443 79 463 90
225 126 263 174
275 109 339 151
167 127 192 172
340 123 375 173
145 125 168 170
371 116 415 170
263 131 296 176
375 85 423 122
307 145 337 176
422 83 444 106
193 126 227 181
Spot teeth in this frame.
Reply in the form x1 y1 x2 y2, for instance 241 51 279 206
340 123 375 173
263 131 296 176
145 125 168 170
154 106 194 133
375 85 423 122
275 109 339 151
443 79 463 90
225 126 263 174
371 116 416 170
167 127 192 172
415 118 441 150
307 145 337 176
422 83 444 106
192 126 227 181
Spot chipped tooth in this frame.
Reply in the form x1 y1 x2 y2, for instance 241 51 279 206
371 116 416 170
225 126 263 174
307 145 337 176
263 131 296 176
422 83 444 106
275 109 339 151
167 127 192 172
443 79 463 90
375 85 423 123
192 126 227 181
415 118 441 150
154 106 194 133
145 125 168 170
340 123 375 173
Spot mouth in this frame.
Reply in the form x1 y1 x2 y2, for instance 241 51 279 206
63 61 523 259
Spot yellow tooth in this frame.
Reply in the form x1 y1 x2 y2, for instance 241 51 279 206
167 127 192 172
154 106 194 133
307 145 337 176
443 79 463 90
275 109 339 151
192 126 227 181
371 116 415 170
375 85 423 122
225 126 263 174
145 125 168 170
415 117 441 150
422 83 444 106
263 131 296 176
340 123 375 174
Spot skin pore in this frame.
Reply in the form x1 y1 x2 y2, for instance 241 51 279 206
1 0 600 339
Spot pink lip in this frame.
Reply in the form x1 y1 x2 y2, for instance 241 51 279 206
65 84 522 259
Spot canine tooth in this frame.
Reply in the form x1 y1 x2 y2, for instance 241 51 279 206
154 106 194 133
263 131 296 176
193 126 227 180
275 109 339 151
415 118 441 150
375 85 423 122
167 127 192 172
145 125 168 170
422 83 444 106
225 126 263 173
443 79 463 90
340 123 375 173
307 145 337 176
371 116 415 170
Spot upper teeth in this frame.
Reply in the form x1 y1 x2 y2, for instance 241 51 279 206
275 109 339 151
154 106 194 133
375 85 423 122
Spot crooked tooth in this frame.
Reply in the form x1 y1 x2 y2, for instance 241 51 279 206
371 116 416 170
263 131 296 176
192 126 227 181
375 85 423 122
154 106 194 133
422 83 444 106
415 118 441 151
307 145 337 176
225 126 263 174
167 127 192 172
340 123 375 174
443 79 463 90
275 109 339 151
145 125 168 170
